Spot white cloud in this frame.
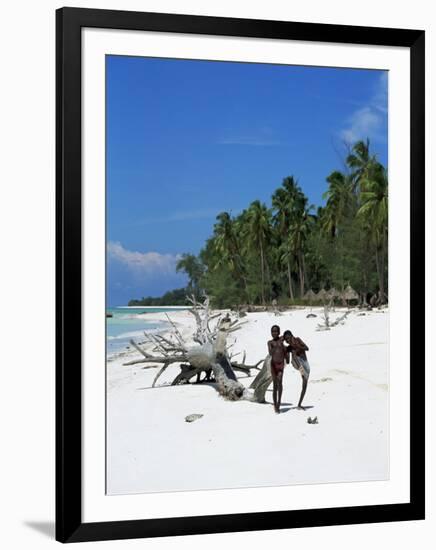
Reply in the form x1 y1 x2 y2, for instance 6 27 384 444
371 71 388 114
107 241 180 275
340 72 388 144
341 106 382 143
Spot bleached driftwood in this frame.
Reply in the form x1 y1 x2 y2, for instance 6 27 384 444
123 296 261 401
330 310 351 326
316 304 351 331
249 356 272 403
316 305 331 331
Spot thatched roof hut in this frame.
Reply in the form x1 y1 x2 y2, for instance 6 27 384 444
316 288 329 302
342 285 359 301
303 289 317 302
327 287 340 299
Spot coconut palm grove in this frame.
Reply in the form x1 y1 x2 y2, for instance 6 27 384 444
128 138 388 308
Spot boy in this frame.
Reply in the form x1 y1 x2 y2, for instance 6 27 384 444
267 325 288 414
283 330 310 409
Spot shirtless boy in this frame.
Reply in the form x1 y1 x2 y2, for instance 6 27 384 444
283 330 310 409
267 325 288 414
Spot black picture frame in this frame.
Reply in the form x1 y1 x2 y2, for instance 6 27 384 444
56 6 425 543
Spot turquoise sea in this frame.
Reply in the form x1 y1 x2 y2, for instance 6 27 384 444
106 306 189 356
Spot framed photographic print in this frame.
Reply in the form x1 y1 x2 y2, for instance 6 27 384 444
56 7 425 543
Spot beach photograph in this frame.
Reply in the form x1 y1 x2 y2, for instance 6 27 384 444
106 55 389 496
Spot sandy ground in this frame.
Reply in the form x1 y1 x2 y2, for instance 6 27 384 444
106 307 389 495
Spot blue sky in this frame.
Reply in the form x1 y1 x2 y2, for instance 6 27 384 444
106 55 388 306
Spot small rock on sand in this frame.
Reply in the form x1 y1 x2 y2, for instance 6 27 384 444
185 414 204 423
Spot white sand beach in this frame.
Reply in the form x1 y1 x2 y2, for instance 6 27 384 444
106 307 389 495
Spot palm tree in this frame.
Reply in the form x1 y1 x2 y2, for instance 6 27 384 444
322 171 354 238
271 176 310 301
272 187 289 231
322 170 360 292
288 207 314 297
357 163 388 300
282 176 306 212
346 139 384 200
176 253 204 295
272 187 293 300
279 236 294 301
346 139 371 191
213 212 236 268
244 200 272 305
213 212 249 300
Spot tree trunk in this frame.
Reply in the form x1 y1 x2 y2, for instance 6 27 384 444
379 253 385 298
265 258 272 303
287 261 294 301
375 241 382 296
379 230 387 302
212 353 245 400
233 253 250 304
242 274 251 304
260 239 265 305
188 318 247 400
298 253 305 297
362 265 368 306
249 356 272 403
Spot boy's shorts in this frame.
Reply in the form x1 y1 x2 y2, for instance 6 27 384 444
292 356 310 379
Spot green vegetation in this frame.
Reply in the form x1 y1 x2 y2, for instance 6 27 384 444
131 139 388 309
128 287 189 306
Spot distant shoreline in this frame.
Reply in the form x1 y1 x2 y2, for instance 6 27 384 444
113 305 193 309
